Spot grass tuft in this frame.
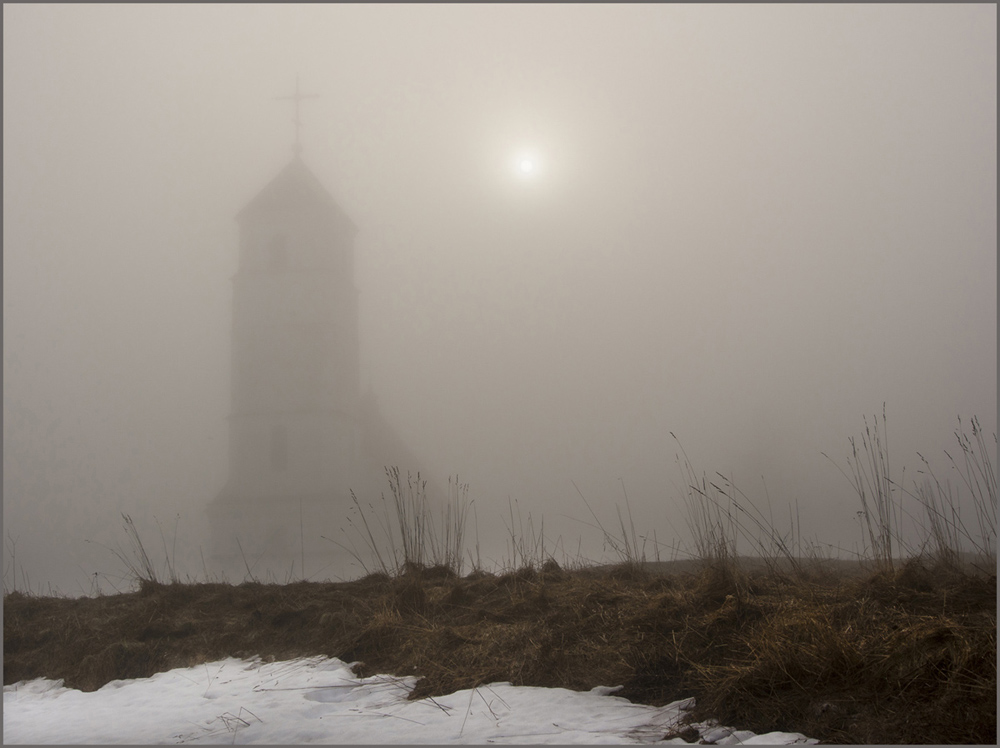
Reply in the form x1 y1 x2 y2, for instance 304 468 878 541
329 468 472 577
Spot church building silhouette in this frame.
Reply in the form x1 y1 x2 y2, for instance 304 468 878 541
207 84 423 581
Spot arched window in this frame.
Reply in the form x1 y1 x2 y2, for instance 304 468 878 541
268 234 289 272
270 424 288 471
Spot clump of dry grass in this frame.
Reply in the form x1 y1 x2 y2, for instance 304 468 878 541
678 562 996 744
330 468 472 577
912 415 997 574
822 409 997 577
500 496 554 571
573 479 651 572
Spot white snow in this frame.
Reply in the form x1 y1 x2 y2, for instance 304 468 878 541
4 655 818 744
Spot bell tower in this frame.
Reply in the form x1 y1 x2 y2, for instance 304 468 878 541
207 81 363 579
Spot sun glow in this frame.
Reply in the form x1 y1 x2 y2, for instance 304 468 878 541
513 150 541 179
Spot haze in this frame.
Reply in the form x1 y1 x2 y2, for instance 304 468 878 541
4 4 996 594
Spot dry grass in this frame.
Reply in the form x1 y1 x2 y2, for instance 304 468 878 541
5 413 995 744
4 558 995 744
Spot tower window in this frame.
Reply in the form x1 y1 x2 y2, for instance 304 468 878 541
270 424 288 471
268 234 289 272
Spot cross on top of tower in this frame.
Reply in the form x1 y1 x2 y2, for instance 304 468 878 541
274 75 319 156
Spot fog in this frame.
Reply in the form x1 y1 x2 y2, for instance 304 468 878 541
4 4 996 595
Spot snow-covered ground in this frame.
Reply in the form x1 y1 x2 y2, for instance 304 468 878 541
4 655 818 744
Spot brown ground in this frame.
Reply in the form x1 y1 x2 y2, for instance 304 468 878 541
4 558 996 744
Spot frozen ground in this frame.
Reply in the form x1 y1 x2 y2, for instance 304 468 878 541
4 655 818 744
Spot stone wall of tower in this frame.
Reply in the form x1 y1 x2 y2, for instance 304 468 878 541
227 209 361 498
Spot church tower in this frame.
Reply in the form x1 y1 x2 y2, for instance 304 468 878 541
207 81 429 581
207 150 364 579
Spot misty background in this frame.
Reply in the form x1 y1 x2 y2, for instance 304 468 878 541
4 4 996 595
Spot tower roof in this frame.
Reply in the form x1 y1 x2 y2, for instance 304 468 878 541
237 156 356 232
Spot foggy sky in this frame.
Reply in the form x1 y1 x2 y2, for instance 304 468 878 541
4 4 996 594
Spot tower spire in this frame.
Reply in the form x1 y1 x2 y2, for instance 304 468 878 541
274 75 319 156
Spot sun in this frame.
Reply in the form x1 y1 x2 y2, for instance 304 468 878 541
513 150 541 179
